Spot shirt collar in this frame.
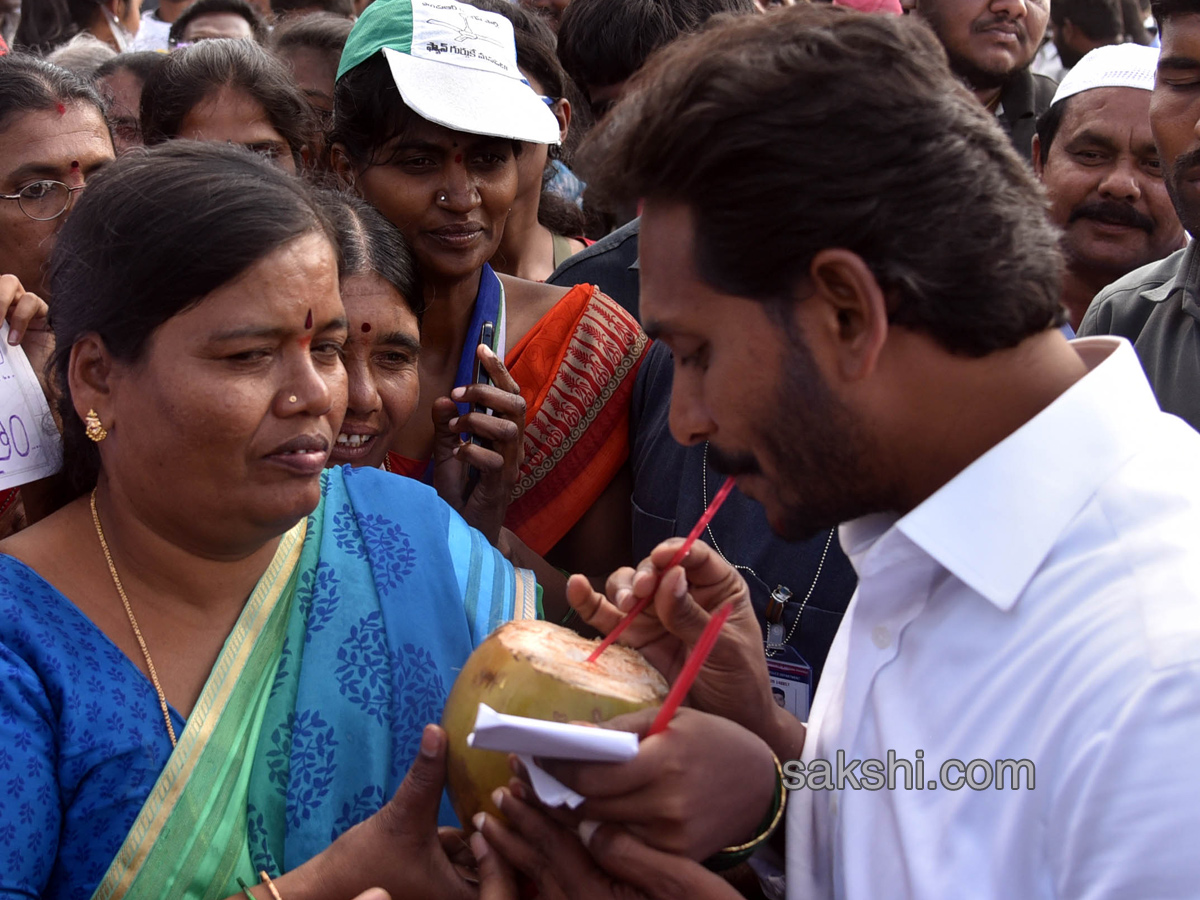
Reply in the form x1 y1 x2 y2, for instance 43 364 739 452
1141 241 1200 324
844 338 1160 611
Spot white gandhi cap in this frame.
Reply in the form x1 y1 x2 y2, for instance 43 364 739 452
1050 43 1160 107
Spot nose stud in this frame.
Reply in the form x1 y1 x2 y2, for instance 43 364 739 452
288 395 298 403
437 192 448 203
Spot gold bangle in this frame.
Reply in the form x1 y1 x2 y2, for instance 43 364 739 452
259 871 283 900
717 753 787 854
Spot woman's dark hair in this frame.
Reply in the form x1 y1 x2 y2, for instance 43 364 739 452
141 39 315 164
0 53 108 135
314 190 426 323
583 5 1065 356
93 50 168 84
168 0 268 45
48 141 336 495
14 0 100 55
272 0 357 18
270 11 354 56
557 0 756 93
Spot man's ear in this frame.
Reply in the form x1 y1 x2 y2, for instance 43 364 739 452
68 335 117 431
799 248 889 384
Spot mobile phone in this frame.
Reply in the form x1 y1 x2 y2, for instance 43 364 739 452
464 321 495 500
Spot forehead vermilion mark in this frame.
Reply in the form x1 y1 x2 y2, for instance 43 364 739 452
304 309 313 329
57 103 66 115
70 160 80 170
298 335 312 350
361 322 371 333
454 154 463 164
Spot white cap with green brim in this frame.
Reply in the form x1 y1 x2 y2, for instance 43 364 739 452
1050 43 1159 107
337 0 561 145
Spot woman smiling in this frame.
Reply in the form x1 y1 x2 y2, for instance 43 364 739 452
0 142 535 899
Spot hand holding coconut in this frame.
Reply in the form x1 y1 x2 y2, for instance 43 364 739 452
566 538 806 760
470 772 744 900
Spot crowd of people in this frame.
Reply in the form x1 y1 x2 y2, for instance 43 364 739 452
0 0 1197 898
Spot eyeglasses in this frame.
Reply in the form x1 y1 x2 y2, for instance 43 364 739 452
0 180 86 221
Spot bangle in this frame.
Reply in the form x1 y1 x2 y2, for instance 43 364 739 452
235 877 255 900
259 871 284 900
703 752 787 871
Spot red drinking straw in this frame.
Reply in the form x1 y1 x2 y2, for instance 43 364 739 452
647 602 733 736
587 475 737 663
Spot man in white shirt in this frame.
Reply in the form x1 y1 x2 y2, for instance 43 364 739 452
464 6 1200 900
131 0 190 50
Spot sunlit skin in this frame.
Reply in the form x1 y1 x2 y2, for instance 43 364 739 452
1151 13 1200 237
96 67 147 153
180 11 255 42
177 86 299 174
327 273 422 470
915 0 1049 105
0 104 115 297
1033 88 1185 329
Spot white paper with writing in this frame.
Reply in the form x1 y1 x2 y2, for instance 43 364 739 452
0 323 60 491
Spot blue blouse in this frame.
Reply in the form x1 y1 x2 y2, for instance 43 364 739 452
0 555 182 898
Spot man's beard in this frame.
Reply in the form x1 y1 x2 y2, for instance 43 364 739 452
1164 148 1200 238
709 331 886 543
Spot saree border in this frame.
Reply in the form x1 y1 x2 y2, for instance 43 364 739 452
92 520 307 900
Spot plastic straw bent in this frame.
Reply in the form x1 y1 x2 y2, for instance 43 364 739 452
587 475 736 663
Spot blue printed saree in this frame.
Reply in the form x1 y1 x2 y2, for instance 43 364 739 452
0 465 536 900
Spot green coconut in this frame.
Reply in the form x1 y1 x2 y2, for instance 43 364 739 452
442 619 669 826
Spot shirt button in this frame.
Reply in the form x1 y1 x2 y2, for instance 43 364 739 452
871 625 891 649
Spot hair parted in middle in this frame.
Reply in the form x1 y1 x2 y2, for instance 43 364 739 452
581 4 1065 357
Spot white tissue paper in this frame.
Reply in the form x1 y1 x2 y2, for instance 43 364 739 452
467 703 640 809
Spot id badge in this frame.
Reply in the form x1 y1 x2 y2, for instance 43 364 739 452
766 645 811 721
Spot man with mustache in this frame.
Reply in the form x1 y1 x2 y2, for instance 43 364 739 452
1033 43 1186 331
1079 0 1200 430
916 0 1056 156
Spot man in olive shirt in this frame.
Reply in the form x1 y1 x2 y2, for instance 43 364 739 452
1079 0 1200 431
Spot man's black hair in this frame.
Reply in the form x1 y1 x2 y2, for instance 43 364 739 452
1051 0 1124 40
13 0 97 54
583 5 1066 357
271 0 356 19
557 0 755 93
169 0 268 45
1151 0 1200 28
270 11 354 55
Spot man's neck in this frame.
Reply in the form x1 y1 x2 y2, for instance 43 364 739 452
974 84 1004 112
1060 264 1111 331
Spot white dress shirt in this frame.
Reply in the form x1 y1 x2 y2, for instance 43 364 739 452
787 338 1200 900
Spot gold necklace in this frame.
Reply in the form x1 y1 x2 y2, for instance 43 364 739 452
90 488 178 748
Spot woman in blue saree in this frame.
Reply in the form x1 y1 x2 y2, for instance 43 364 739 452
0 142 535 899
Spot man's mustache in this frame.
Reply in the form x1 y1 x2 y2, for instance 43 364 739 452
1068 199 1155 234
708 443 760 477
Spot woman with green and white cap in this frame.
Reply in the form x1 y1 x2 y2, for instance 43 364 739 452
330 0 649 584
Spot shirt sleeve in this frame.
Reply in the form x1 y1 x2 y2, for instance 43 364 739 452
0 641 61 898
446 511 539 647
1050 663 1200 898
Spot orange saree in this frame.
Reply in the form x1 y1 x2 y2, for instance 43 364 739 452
388 284 648 555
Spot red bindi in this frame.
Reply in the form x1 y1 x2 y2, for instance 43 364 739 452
70 161 80 170
304 309 313 329
361 322 371 333
454 154 463 164
56 103 66 115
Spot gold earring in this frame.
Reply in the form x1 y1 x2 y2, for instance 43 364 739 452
84 409 108 443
